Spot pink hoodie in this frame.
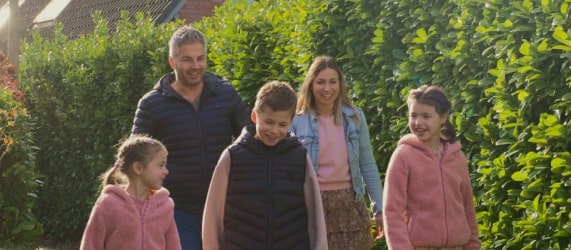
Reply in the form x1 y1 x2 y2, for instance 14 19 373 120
383 134 480 250
81 185 180 250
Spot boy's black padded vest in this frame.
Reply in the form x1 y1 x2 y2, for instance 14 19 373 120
224 125 310 250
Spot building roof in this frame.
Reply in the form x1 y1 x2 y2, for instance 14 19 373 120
0 0 185 54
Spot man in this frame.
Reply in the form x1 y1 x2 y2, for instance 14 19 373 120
132 25 251 249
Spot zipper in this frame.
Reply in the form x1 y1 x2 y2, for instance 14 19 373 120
140 199 149 249
267 152 274 248
438 151 449 245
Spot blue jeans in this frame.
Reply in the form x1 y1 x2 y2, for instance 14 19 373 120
174 208 203 250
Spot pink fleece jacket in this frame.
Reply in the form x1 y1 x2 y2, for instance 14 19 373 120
80 185 181 250
383 134 480 250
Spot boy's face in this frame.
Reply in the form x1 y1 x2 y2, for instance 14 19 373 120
251 107 292 147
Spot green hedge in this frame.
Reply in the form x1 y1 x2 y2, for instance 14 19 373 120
313 0 571 249
195 0 323 105
19 12 183 240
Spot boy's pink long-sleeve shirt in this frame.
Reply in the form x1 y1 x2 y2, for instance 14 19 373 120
202 149 328 250
80 185 180 250
383 134 480 250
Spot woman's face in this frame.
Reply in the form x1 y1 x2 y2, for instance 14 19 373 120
311 68 340 110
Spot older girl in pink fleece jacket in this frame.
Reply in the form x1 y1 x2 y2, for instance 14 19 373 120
81 134 180 250
383 85 480 250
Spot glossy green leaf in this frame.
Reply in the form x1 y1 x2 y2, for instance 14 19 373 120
553 26 571 46
413 28 428 44
512 171 529 182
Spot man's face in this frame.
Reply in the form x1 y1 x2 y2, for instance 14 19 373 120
169 43 207 87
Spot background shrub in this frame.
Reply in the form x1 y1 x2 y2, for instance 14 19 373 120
0 51 42 244
195 0 323 105
312 0 571 249
19 12 183 240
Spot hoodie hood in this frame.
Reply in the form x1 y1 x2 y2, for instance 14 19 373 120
397 134 461 158
81 185 179 250
101 185 173 216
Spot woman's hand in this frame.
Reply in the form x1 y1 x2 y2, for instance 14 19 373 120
375 212 384 239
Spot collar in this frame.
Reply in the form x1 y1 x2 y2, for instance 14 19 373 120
155 72 223 98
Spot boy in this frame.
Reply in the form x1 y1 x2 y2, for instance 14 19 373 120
202 81 327 249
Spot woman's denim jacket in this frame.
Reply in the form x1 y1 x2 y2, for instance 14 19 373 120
290 104 383 213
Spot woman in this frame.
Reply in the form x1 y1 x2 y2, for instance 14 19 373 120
290 56 383 249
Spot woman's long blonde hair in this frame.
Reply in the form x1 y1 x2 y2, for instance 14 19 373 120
296 56 357 125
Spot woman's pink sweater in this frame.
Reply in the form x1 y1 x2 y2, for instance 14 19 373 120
383 134 480 250
80 185 181 250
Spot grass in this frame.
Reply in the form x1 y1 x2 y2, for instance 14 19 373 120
0 237 80 250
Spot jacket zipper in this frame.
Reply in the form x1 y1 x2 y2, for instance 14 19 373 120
438 151 449 245
190 100 208 201
267 153 274 249
140 199 149 249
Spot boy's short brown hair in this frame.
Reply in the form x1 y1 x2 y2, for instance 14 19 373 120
253 81 297 118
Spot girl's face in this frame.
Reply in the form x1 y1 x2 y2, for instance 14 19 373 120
311 68 340 110
140 149 168 190
408 101 448 146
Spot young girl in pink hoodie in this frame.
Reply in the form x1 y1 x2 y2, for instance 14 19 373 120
81 134 181 250
383 85 480 250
